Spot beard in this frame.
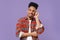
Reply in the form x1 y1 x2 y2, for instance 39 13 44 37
28 13 35 20
28 15 34 20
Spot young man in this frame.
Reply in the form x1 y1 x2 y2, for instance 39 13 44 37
16 2 44 40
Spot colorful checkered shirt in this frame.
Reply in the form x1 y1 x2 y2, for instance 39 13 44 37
16 17 44 40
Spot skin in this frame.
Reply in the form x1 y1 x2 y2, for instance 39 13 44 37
21 6 41 38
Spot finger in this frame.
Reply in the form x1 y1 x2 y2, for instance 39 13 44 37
36 12 39 16
35 12 38 16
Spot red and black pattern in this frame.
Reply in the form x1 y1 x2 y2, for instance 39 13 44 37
16 17 44 40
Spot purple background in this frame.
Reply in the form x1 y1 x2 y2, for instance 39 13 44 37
0 0 60 40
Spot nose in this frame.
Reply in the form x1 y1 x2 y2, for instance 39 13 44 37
30 11 33 14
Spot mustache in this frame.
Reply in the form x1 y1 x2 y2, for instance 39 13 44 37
30 13 35 16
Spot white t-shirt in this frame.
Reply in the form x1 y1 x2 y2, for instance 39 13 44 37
26 20 32 40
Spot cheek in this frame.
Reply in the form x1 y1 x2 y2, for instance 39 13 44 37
28 10 31 13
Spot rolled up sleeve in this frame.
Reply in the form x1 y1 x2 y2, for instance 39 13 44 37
36 26 44 34
36 20 44 34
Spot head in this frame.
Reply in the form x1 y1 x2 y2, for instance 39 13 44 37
27 2 39 18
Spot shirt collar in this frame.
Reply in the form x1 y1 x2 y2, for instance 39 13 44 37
25 16 35 21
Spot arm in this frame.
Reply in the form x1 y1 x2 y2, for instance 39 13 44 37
30 18 44 37
19 32 30 38
20 31 38 38
30 12 44 37
30 31 38 37
16 19 30 38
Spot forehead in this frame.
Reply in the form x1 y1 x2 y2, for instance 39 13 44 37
28 6 36 10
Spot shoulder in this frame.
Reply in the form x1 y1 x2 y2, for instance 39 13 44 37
18 16 27 22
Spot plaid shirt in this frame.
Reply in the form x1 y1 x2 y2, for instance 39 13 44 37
16 16 44 40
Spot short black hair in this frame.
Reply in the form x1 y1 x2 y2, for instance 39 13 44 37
28 2 39 9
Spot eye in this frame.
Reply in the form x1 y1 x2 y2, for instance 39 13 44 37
33 10 36 13
33 10 35 12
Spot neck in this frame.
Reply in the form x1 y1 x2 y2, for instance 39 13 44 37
27 16 35 21
27 16 33 20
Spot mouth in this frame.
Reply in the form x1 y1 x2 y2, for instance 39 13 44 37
28 13 32 16
30 13 34 16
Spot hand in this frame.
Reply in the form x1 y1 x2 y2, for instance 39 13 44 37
31 31 37 34
30 31 38 37
34 12 39 19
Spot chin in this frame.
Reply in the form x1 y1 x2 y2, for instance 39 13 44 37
29 16 34 18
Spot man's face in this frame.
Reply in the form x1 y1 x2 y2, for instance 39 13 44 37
27 6 36 18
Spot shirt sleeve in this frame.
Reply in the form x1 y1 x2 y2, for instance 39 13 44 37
36 24 43 29
19 31 24 38
16 19 23 38
35 20 44 34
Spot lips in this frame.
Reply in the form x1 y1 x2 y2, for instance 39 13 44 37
29 13 32 16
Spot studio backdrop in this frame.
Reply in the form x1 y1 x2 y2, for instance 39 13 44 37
0 0 60 40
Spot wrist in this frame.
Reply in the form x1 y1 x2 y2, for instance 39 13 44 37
35 18 39 21
29 33 32 36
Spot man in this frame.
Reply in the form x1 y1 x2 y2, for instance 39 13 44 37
16 2 44 40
